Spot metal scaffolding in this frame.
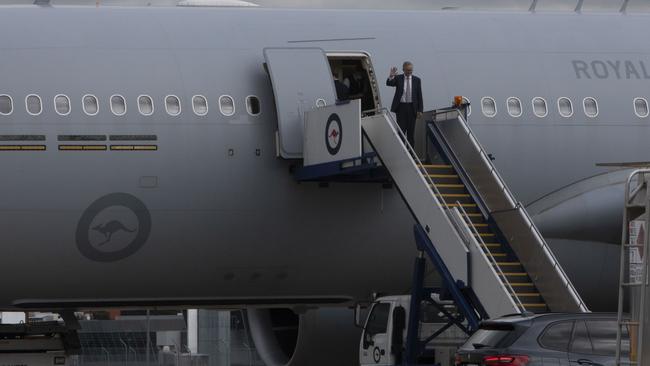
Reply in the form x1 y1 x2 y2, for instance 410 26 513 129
617 169 650 365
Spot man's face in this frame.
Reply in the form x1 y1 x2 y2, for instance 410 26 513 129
403 64 413 76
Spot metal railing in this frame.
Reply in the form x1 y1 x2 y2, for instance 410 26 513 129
616 169 650 366
516 203 588 311
374 108 466 221
431 108 515 211
362 108 520 316
455 203 525 312
430 107 587 312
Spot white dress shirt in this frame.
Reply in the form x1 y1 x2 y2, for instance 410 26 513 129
401 75 412 103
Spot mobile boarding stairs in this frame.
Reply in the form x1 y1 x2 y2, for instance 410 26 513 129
294 99 588 329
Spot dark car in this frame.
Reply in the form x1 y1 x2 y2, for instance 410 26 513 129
455 313 631 366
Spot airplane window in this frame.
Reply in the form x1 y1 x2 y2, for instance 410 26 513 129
481 97 496 117
165 95 181 116
54 94 71 116
634 98 649 118
0 95 13 115
110 95 126 116
583 97 598 118
192 95 208 116
462 97 471 116
83 95 99 116
25 94 42 116
219 95 235 116
506 97 522 117
532 97 548 118
138 95 154 116
246 96 261 116
558 97 573 118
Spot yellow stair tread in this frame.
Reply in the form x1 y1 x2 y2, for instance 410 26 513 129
433 184 465 188
428 174 459 178
474 233 495 237
472 223 489 227
420 164 453 169
464 213 483 217
436 193 471 197
499 272 528 276
495 262 522 266
482 244 501 248
447 203 477 207
488 253 507 257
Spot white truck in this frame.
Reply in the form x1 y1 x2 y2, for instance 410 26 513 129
357 294 469 366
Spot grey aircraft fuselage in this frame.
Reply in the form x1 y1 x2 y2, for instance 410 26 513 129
0 5 645 311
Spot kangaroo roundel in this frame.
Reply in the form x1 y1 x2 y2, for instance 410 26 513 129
76 193 152 262
325 113 343 155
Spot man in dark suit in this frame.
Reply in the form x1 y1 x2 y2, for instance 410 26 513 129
386 61 423 147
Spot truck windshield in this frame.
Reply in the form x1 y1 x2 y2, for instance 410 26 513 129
365 303 390 337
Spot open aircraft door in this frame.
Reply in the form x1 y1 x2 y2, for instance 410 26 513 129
264 47 337 159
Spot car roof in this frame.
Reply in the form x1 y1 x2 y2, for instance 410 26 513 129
484 312 619 325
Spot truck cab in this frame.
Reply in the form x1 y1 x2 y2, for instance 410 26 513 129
359 296 407 366
359 295 469 366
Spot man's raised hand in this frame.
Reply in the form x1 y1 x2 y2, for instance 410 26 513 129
389 66 398 77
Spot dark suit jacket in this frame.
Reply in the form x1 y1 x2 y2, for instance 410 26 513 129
386 74 423 114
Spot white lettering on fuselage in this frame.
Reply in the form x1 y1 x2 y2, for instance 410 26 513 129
572 60 650 79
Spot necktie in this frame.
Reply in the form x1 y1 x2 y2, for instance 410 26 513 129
405 77 412 103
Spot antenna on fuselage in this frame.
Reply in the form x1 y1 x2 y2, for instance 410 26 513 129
620 0 629 14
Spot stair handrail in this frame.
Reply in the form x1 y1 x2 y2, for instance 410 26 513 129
456 202 525 312
434 107 588 312
375 108 459 217
516 203 589 312
444 111 517 209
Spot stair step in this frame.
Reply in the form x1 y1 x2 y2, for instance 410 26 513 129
482 243 501 248
495 262 521 266
420 164 453 169
464 213 486 223
511 293 540 297
487 253 507 257
428 174 459 179
447 203 477 208
509 283 534 287
433 184 465 188
472 224 492 233
436 193 471 198
474 233 495 237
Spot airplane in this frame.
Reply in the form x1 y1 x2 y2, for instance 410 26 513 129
0 2 646 365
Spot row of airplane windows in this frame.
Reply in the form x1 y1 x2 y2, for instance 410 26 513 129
470 96 650 119
4 93 650 120
0 94 262 117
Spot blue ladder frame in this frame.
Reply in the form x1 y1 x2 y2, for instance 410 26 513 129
404 223 489 365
